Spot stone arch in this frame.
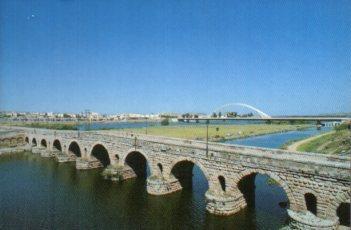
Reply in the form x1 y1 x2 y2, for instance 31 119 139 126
115 154 120 163
11 138 16 145
68 141 81 157
123 149 152 177
32 138 37 146
157 163 163 174
326 190 351 219
337 202 350 227
122 148 149 164
40 139 47 148
298 188 318 210
90 143 110 167
218 175 226 192
305 193 317 215
25 137 29 144
235 169 297 210
168 157 209 190
53 139 62 151
3 138 10 145
167 157 210 180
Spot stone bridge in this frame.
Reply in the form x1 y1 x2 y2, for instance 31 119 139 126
16 127 351 229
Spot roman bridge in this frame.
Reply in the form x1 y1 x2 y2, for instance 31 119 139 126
17 127 350 229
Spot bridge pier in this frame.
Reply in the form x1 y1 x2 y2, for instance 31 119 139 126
32 146 45 154
287 210 339 230
76 158 103 170
147 176 182 195
55 153 76 163
40 148 53 158
205 190 246 216
102 165 137 181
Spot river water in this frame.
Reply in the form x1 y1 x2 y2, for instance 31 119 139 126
0 127 330 230
77 120 264 130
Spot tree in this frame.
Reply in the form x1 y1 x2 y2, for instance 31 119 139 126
218 112 222 118
227 112 237 117
212 112 217 118
194 114 199 123
161 118 169 126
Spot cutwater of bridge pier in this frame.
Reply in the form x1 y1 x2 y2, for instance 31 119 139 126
6 127 351 230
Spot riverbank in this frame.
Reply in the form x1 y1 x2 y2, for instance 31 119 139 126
283 122 351 155
284 131 335 152
294 129 350 155
122 124 310 142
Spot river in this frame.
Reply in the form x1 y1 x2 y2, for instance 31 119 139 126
77 120 264 130
0 127 330 229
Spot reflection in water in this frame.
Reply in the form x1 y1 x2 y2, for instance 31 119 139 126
0 152 289 229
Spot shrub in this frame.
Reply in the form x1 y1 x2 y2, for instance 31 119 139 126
161 118 169 126
334 123 349 131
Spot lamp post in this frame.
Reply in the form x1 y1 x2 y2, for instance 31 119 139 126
77 118 80 138
206 119 209 157
145 118 148 135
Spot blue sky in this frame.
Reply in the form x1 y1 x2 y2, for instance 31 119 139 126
0 0 350 115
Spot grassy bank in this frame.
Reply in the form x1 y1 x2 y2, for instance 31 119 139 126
296 129 350 155
0 122 78 130
123 124 310 141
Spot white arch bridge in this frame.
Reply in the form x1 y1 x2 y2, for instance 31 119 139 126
213 102 271 118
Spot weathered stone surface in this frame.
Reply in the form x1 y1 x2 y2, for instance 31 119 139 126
55 153 76 163
32 146 45 154
287 210 338 230
40 149 53 158
147 176 182 195
76 158 102 170
205 190 246 216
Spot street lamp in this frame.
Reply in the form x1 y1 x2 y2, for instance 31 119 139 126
77 118 80 138
145 118 148 135
206 119 209 157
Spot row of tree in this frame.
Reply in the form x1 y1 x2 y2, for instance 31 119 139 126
211 112 254 118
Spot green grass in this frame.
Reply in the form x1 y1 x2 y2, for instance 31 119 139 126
297 130 351 155
123 124 310 141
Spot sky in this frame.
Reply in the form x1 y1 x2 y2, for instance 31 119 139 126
0 0 350 115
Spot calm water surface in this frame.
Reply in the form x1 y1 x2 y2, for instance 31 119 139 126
0 127 329 229
225 127 331 148
78 120 264 130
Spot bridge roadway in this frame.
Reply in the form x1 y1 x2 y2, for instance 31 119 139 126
6 127 351 230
